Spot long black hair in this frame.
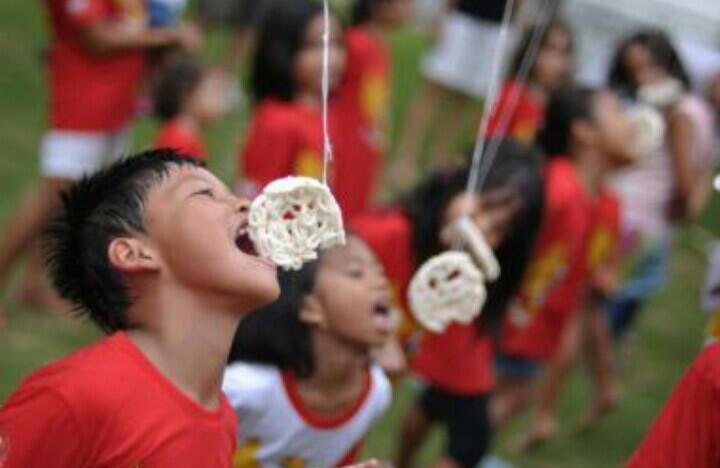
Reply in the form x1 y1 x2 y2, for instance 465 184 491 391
538 83 596 157
229 253 321 377
608 29 691 96
251 0 324 103
403 139 545 330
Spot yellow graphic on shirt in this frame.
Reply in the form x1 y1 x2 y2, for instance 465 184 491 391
360 73 389 150
234 439 262 468
113 0 146 27
293 148 323 179
510 244 568 327
282 457 306 468
511 121 538 145
234 439 307 468
706 310 720 340
587 225 615 273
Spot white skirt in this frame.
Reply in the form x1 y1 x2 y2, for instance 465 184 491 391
422 11 504 98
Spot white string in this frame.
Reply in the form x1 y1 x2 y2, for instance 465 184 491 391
473 0 554 191
464 0 516 196
321 0 332 185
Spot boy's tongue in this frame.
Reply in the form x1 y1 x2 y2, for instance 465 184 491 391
371 308 394 335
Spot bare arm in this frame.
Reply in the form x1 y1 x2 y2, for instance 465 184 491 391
666 108 697 222
79 21 201 55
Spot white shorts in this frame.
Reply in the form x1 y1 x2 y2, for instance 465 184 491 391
422 12 505 98
40 129 129 180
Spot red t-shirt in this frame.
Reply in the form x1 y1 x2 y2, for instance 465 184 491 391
154 119 208 161
499 158 594 361
628 342 720 468
486 80 545 145
332 27 390 220
240 99 372 221
0 332 236 467
44 0 147 131
352 208 494 395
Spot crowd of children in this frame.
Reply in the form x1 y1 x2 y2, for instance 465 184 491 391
1 0 720 467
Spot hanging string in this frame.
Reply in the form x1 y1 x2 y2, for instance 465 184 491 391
464 0 517 196
321 0 333 185
473 0 554 191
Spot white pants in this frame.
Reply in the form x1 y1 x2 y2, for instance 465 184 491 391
40 128 129 180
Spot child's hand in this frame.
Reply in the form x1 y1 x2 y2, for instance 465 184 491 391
441 189 521 249
173 22 203 53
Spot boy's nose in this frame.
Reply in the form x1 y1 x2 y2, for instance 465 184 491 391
234 197 250 214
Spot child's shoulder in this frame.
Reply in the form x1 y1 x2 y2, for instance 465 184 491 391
368 363 392 410
249 100 316 135
544 158 590 209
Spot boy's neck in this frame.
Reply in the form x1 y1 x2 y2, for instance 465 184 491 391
295 92 322 109
572 146 608 197
295 331 369 414
126 285 244 410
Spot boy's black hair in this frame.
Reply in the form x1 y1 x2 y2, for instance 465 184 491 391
251 0 324 103
44 149 203 333
403 139 545 330
538 84 596 157
608 29 691 96
229 251 321 377
153 53 204 121
508 18 573 80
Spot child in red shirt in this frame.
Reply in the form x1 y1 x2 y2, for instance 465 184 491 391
492 85 638 446
628 342 720 468
334 0 412 213
0 0 200 323
353 139 545 468
0 149 280 467
237 1 354 210
153 53 230 161
486 20 574 145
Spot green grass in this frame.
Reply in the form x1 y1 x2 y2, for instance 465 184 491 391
0 2 717 466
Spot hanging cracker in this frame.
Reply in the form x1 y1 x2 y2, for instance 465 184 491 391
408 252 487 333
248 176 345 271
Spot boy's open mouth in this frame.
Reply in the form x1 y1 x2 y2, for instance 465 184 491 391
234 224 258 257
373 303 390 317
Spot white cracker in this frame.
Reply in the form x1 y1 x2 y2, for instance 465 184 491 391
408 252 487 333
249 177 345 270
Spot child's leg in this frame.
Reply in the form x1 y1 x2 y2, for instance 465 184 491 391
520 314 582 451
396 392 434 468
0 177 71 288
576 301 619 431
490 356 539 429
439 393 491 468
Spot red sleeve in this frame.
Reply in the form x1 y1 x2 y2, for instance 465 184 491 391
63 0 110 28
154 125 208 161
628 346 720 468
240 112 299 188
0 388 84 467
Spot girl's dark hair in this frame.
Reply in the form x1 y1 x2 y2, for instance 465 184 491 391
229 256 321 377
352 0 385 26
608 29 691 96
153 53 204 121
508 19 574 80
403 139 545 330
251 0 323 102
538 83 596 157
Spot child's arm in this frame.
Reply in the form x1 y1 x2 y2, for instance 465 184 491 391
80 21 202 55
0 390 83 467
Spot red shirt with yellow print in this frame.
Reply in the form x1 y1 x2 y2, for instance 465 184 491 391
486 80 545 145
44 0 147 131
500 157 594 361
586 190 621 295
352 208 495 395
333 27 390 220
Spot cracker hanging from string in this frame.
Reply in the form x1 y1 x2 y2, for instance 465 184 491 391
628 104 666 160
408 252 487 333
247 0 345 271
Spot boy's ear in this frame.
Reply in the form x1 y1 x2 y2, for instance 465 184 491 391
108 237 161 273
299 295 328 329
